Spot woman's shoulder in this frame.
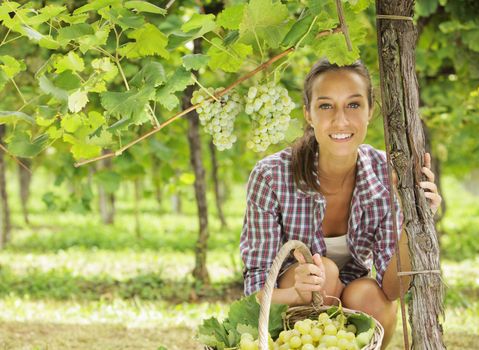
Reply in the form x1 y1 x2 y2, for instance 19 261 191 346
253 147 293 173
359 144 387 166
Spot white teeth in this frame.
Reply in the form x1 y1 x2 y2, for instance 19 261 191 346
330 133 352 140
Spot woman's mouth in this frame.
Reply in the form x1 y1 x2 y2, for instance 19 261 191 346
329 133 353 141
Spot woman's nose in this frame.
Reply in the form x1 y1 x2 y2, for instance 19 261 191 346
332 109 349 126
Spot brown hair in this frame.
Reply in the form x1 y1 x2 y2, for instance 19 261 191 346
291 58 373 193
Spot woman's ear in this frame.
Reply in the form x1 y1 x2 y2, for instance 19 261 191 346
303 105 312 125
368 104 374 123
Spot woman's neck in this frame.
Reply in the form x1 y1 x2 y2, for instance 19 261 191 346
317 152 358 193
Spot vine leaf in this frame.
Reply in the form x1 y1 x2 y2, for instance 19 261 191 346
100 87 155 125
118 24 169 59
53 52 85 73
181 13 217 35
239 0 289 49
216 4 245 30
7 131 49 158
207 38 252 72
68 90 89 113
124 1 167 15
182 54 209 71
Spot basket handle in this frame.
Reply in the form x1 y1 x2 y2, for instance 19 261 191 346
258 240 323 349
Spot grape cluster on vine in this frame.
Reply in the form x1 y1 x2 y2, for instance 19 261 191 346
244 82 295 152
191 88 242 151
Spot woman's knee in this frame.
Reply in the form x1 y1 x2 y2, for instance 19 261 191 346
341 278 397 321
321 256 340 282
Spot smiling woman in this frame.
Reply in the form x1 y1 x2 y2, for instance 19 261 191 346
239 58 443 348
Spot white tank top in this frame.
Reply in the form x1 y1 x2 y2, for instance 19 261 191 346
324 234 351 270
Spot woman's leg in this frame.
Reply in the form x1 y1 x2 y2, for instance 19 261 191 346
341 277 398 349
278 256 343 305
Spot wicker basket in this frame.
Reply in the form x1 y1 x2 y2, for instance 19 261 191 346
257 240 384 350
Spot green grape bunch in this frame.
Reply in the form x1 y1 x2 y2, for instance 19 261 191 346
244 82 295 152
239 310 374 350
191 88 242 151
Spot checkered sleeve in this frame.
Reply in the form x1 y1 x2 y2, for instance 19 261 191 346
373 194 403 287
240 164 282 296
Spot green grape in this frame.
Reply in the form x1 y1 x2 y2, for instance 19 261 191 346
318 312 330 324
241 332 254 342
337 330 348 339
346 324 357 334
289 335 302 348
278 343 290 350
311 326 323 341
301 344 315 350
337 338 352 349
320 335 338 347
324 323 338 336
345 331 355 342
240 338 256 350
301 333 313 344
279 330 292 343
295 320 311 334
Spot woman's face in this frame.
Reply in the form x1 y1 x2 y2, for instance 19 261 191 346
305 69 372 158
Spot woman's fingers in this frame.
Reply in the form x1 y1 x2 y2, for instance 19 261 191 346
422 166 435 183
424 152 432 170
419 181 437 193
293 249 306 264
424 191 442 212
295 281 324 292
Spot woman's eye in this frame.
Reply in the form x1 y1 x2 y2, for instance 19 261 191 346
319 103 332 110
348 102 360 109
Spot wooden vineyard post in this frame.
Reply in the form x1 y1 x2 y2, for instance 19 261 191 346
375 1 446 349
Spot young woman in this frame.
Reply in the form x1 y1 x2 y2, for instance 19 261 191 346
239 59 442 347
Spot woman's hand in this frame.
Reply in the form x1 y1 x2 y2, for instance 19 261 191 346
291 250 326 305
420 153 442 215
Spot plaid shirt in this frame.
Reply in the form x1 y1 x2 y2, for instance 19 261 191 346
240 144 402 296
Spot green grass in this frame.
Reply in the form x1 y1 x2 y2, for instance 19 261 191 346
0 173 478 349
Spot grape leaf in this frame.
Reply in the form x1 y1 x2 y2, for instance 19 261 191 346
130 61 166 87
74 0 121 15
155 91 179 111
217 4 245 30
207 38 252 73
281 12 315 47
58 13 90 24
88 128 113 147
124 1 166 15
54 71 82 90
227 294 287 339
198 317 229 349
53 51 85 73
98 7 144 30
117 23 169 59
39 75 69 101
7 132 49 158
100 87 155 123
239 0 289 49
0 55 26 78
161 67 194 94
182 54 209 71
68 90 89 113
347 312 376 334
61 114 83 133
57 23 94 46
181 13 216 34
0 111 34 125
78 28 110 53
25 5 66 26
